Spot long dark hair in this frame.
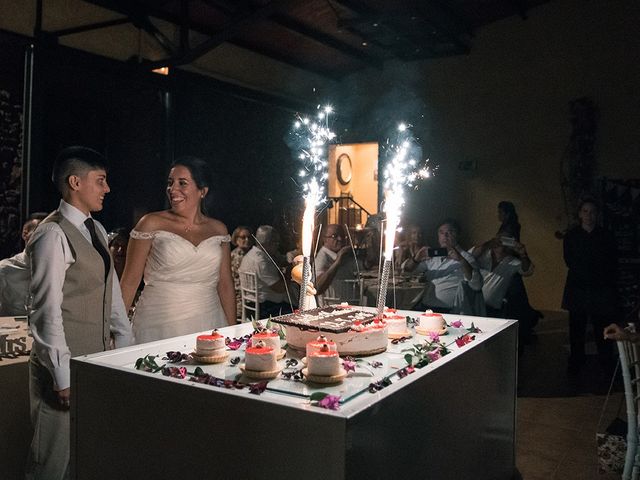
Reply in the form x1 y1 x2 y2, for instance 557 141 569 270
498 201 521 241
170 156 212 214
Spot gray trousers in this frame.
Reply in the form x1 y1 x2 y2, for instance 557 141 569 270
24 353 70 480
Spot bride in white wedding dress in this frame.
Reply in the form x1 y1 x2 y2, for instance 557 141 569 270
120 157 236 344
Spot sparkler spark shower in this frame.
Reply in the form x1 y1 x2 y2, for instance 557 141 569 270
289 105 336 310
376 123 432 316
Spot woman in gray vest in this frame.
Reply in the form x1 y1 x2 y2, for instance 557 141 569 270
26 146 133 480
120 156 236 344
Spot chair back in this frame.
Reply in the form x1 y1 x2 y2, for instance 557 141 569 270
322 278 364 307
617 339 640 480
239 271 260 322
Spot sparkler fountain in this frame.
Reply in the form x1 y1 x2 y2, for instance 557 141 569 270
376 123 432 317
290 106 335 311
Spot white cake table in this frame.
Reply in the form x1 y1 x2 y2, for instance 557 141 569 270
71 309 518 480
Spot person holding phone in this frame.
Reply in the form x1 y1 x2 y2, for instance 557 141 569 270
402 219 483 313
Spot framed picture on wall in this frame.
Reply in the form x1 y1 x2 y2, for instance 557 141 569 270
337 153 352 185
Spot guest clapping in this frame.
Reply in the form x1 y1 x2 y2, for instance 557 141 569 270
472 238 533 316
121 156 236 344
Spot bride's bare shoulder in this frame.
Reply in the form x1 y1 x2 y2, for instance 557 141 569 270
133 211 170 232
204 217 229 237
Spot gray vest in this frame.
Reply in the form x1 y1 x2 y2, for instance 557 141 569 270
42 212 113 356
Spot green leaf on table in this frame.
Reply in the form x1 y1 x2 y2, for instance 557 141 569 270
309 392 329 401
404 353 414 365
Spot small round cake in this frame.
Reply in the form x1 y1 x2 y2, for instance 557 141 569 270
418 311 445 334
244 340 277 372
251 330 281 357
384 314 409 337
306 335 338 358
307 344 340 376
195 331 225 357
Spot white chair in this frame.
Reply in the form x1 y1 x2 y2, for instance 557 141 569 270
239 271 259 323
617 338 640 480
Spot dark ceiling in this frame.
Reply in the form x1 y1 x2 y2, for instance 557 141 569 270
77 0 550 80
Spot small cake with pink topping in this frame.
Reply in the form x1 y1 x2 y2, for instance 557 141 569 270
195 331 225 357
384 311 410 338
416 310 446 335
306 335 338 358
251 330 281 357
244 340 277 372
307 344 341 376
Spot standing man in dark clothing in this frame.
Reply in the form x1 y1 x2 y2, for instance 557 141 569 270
562 198 617 373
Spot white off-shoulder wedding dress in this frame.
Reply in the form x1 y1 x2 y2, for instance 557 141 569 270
130 230 230 344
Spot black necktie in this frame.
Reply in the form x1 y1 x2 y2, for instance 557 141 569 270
84 218 111 281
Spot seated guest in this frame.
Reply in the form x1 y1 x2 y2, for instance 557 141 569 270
0 212 47 316
472 201 522 259
402 218 483 314
230 226 253 319
315 224 360 305
472 238 534 316
239 225 293 318
395 223 424 265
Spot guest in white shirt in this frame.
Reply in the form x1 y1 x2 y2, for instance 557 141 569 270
0 213 47 316
472 238 534 315
25 146 133 480
239 225 293 318
402 219 483 313
314 224 360 306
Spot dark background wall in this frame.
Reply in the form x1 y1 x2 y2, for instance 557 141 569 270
4 32 313 252
0 31 27 259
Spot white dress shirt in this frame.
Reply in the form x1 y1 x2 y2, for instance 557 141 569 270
403 248 483 309
314 246 360 305
238 246 287 304
0 250 30 316
28 200 132 390
474 249 534 309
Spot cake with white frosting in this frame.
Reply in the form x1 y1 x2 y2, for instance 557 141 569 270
418 310 446 334
195 331 225 357
244 341 277 372
307 343 340 376
383 309 410 337
273 306 388 356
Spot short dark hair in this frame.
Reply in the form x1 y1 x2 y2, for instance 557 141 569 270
437 218 461 234
170 156 212 191
52 146 107 194
577 196 599 212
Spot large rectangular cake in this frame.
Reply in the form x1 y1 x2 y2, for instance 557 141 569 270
271 306 388 356
270 306 377 333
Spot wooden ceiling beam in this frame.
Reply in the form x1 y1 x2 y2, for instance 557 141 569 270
87 0 341 78
47 17 131 37
271 13 382 69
